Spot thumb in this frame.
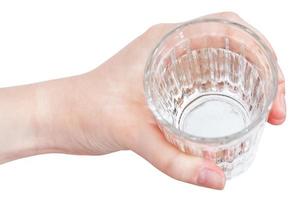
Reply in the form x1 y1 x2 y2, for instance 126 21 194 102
130 124 226 190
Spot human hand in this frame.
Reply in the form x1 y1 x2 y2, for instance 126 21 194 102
0 12 285 190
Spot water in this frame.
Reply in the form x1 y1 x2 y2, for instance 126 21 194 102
153 48 264 138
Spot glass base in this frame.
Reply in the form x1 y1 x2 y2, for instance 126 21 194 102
178 94 250 138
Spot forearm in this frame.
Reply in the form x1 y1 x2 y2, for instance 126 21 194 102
0 84 41 163
0 73 113 164
0 76 81 163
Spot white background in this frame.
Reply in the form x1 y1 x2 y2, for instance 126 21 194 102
0 0 300 199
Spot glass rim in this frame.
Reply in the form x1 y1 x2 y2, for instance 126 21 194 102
144 17 278 144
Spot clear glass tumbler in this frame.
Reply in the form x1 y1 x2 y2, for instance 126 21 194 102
144 17 278 179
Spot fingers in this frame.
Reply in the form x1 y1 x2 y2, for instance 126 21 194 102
204 12 286 124
131 124 225 190
268 67 286 124
206 12 279 61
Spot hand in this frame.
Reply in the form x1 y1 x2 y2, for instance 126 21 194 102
0 12 285 190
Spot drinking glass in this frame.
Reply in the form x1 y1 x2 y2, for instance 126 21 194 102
144 17 278 179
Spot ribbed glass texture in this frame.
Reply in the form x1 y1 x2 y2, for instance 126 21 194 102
144 18 278 179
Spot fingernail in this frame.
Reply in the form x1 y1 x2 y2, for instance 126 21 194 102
197 168 225 190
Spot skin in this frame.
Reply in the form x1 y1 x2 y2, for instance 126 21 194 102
0 12 285 190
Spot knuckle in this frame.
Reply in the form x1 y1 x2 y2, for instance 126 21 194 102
163 152 192 183
278 79 285 95
219 11 241 19
147 23 162 33
145 23 173 35
161 151 179 175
